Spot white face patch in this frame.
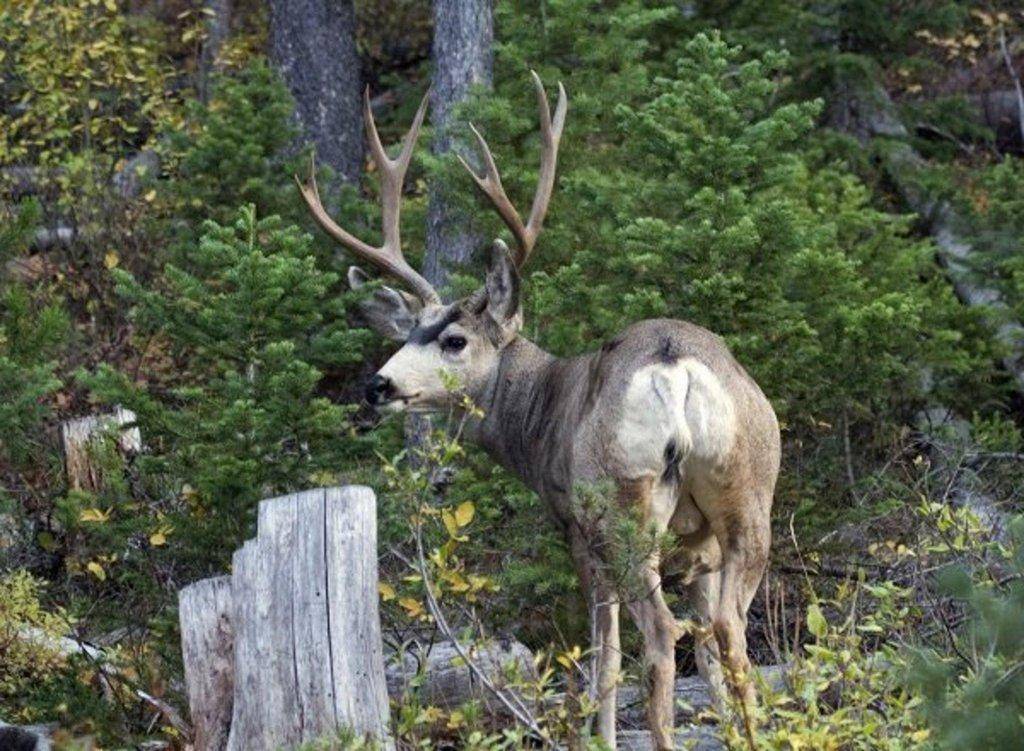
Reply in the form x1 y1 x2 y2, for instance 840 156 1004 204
377 343 449 409
374 307 501 411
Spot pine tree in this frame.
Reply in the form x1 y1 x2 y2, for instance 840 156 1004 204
85 205 371 568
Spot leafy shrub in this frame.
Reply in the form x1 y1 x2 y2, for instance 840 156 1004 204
0 570 71 720
0 0 172 167
726 577 930 750
910 516 1024 749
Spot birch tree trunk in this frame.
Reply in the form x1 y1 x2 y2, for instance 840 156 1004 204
424 0 494 289
268 0 363 184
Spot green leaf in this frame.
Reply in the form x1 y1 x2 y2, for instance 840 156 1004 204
807 602 828 640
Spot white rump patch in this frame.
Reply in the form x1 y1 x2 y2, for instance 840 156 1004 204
615 358 737 477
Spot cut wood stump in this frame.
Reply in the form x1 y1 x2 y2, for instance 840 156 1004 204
179 486 393 751
179 577 233 751
60 406 141 492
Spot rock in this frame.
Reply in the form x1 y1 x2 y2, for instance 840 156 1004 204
616 664 789 728
112 150 159 200
617 727 723 751
0 720 52 751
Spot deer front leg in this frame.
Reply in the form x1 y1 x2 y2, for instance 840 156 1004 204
569 530 621 749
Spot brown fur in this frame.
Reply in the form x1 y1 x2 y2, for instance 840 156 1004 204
356 255 779 751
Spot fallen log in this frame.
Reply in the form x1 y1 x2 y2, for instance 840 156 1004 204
614 664 788 729
617 727 722 751
385 637 537 715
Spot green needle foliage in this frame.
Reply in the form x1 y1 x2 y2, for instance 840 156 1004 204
162 62 300 231
911 517 1024 749
0 201 68 469
84 205 369 570
465 20 995 511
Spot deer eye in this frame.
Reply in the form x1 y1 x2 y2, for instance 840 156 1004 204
440 335 467 353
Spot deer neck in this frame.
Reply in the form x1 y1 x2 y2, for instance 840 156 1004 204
469 336 588 497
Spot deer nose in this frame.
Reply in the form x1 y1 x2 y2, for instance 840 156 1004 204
365 374 394 405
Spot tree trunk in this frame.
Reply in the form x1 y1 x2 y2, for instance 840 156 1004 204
267 0 363 185
179 486 393 751
198 0 232 103
424 0 494 289
408 0 494 455
385 638 537 716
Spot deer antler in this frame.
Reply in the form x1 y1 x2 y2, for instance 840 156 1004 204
458 71 567 269
295 89 440 306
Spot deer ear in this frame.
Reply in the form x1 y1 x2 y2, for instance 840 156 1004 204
484 240 521 328
347 265 421 341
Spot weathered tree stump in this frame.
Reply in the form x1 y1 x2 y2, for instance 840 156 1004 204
179 577 233 751
179 486 393 751
60 406 141 492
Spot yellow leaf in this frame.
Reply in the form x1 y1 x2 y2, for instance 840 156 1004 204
442 510 458 538
143 189 157 203
104 0 117 11
80 507 110 523
88 98 99 111
149 532 167 547
86 561 106 581
378 582 396 601
454 501 474 528
398 597 424 619
104 250 119 269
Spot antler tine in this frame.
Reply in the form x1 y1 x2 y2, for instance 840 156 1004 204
294 91 440 306
459 71 567 269
457 124 529 254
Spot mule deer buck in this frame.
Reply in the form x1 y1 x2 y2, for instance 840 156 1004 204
296 74 780 750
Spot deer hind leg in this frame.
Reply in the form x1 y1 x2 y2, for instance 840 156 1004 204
625 562 682 751
569 529 621 749
708 501 770 712
666 492 728 713
617 478 683 751
684 570 728 712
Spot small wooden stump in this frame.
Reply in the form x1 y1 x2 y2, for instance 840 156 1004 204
179 486 393 751
60 406 141 492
